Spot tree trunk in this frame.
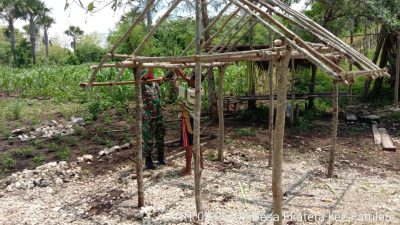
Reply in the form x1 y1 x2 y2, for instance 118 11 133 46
7 19 17 64
327 81 339 178
290 59 295 126
194 0 204 219
371 33 390 96
364 27 386 100
272 47 292 225
146 10 152 29
201 0 218 124
307 65 317 110
44 27 49 58
134 64 145 207
348 30 354 103
72 36 77 51
247 16 256 110
395 34 400 107
218 66 226 162
29 16 37 64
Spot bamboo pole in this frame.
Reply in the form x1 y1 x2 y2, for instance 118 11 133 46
290 58 295 126
224 20 259 53
268 23 274 167
194 0 204 219
218 66 226 162
239 0 343 74
88 0 155 85
113 68 127 84
92 61 232 69
134 63 145 207
181 3 233 56
80 78 164 87
202 8 241 48
266 0 380 72
327 80 339 178
396 34 400 108
272 45 292 225
133 0 182 55
207 16 250 54
230 0 337 78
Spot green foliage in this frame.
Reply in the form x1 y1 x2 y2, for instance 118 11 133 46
74 34 106 63
234 127 257 137
2 154 16 169
88 101 102 120
0 127 11 140
8 100 23 120
389 111 400 122
57 146 70 161
14 147 35 158
32 154 45 167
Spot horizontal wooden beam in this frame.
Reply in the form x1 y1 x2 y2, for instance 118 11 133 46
90 62 232 70
80 78 165 88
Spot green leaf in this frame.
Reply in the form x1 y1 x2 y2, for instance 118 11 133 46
87 2 95 11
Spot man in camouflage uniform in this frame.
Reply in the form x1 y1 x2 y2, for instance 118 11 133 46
141 67 166 170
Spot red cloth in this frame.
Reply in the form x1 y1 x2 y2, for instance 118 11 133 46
147 73 154 79
181 119 189 148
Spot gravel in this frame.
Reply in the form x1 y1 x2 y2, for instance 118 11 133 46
0 146 399 225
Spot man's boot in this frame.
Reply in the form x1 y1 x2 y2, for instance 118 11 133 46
145 156 156 170
182 147 192 176
157 149 166 165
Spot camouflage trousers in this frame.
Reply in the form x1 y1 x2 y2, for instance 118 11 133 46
142 116 166 160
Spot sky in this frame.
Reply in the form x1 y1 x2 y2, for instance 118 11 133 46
2 0 307 48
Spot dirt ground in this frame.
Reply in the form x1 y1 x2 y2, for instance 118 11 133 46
0 98 400 224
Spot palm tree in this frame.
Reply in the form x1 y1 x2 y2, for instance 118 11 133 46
64 26 84 51
22 0 48 64
0 0 24 64
38 13 55 58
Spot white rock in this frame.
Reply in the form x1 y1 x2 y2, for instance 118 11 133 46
82 154 94 162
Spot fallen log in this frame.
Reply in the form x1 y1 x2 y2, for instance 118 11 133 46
372 124 381 145
378 128 396 151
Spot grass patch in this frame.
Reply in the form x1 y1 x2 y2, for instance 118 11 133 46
389 111 400 122
8 100 23 120
32 154 45 167
2 154 17 169
57 146 70 161
14 147 35 158
234 127 257 137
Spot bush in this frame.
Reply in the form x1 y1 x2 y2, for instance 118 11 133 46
57 146 70 161
33 154 45 167
88 101 102 120
2 155 17 169
14 147 35 158
8 100 23 120
234 127 257 137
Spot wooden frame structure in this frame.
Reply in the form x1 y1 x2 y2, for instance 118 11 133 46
80 0 388 223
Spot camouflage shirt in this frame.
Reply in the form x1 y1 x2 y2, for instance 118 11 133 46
142 82 162 119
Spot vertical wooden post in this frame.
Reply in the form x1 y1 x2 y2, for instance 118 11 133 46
290 58 295 126
395 34 400 108
308 65 317 110
267 17 274 167
218 66 226 162
134 63 145 207
272 46 292 225
327 80 339 178
348 29 354 104
194 0 204 219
